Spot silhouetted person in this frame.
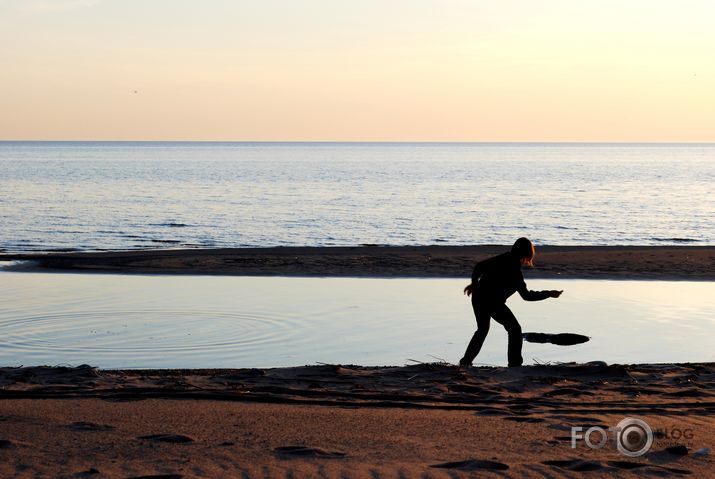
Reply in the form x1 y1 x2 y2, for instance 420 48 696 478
460 237 563 367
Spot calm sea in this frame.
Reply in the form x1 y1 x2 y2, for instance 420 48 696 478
1 142 713 253
1 273 713 367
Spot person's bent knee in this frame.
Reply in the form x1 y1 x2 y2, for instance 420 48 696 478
505 322 521 334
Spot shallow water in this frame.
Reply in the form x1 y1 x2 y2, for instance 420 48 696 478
2 142 715 252
0 271 713 368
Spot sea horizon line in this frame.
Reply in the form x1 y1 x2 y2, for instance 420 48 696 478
3 140 715 146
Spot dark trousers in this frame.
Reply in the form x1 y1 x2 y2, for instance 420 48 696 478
460 297 523 367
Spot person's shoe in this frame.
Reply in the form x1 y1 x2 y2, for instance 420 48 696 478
458 359 471 369
507 363 523 368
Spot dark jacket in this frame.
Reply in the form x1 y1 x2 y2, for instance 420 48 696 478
471 252 550 304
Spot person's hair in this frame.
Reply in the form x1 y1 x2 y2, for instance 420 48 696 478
512 237 535 267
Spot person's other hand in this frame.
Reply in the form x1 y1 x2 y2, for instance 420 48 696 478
463 284 473 297
550 290 563 298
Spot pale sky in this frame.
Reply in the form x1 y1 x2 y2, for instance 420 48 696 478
1 0 714 141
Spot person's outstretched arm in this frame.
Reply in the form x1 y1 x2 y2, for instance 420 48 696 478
517 282 563 301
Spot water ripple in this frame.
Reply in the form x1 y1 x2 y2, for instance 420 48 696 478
0 308 301 356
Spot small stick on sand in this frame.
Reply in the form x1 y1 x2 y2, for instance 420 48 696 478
427 354 448 363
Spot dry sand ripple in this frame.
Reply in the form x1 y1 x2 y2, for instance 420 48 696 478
1 362 714 477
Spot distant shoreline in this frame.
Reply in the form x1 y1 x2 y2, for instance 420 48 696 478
4 140 715 144
3 245 715 280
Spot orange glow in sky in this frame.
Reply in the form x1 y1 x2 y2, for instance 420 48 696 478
1 0 714 141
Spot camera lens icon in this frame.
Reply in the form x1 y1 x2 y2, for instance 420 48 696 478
615 418 653 457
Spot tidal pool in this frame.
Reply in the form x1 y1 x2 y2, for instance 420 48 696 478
0 270 713 368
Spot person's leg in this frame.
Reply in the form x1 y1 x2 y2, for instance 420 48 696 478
492 304 523 367
459 299 492 366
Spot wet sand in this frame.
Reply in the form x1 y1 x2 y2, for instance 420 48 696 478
4 245 715 279
2 248 714 477
1 363 714 478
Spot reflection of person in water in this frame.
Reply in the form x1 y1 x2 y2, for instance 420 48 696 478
460 237 563 367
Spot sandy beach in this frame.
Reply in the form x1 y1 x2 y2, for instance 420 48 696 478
2 246 714 477
1 363 714 478
5 0 715 475
4 245 715 279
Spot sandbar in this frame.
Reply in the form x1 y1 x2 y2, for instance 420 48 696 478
3 245 715 279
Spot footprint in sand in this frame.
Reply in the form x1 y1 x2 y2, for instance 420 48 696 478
664 445 689 456
138 434 194 444
126 475 184 479
547 415 603 423
507 404 535 411
606 461 692 475
473 407 512 416
543 459 604 472
73 468 100 477
430 459 510 471
548 422 609 432
67 421 115 431
273 446 347 458
664 389 710 398
647 445 691 464
504 417 545 423
543 387 594 397
547 424 573 431
0 439 32 449
543 459 692 475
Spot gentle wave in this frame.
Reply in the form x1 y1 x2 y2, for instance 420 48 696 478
650 237 700 243
1 142 714 252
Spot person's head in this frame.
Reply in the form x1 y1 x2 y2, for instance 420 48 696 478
511 237 535 267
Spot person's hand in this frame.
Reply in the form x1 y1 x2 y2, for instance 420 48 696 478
463 284 473 297
550 290 563 298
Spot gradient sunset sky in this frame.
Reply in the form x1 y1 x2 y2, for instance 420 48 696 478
1 0 713 141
